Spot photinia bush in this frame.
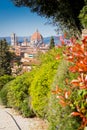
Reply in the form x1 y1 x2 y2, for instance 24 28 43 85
53 37 87 130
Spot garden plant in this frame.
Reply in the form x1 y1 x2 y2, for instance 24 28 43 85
53 36 87 130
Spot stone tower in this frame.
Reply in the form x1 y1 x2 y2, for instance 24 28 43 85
23 37 28 46
11 33 17 46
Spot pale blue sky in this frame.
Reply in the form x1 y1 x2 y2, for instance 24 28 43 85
0 0 57 37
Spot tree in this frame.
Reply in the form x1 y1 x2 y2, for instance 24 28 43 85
79 0 87 28
11 0 85 35
0 39 12 76
49 36 55 49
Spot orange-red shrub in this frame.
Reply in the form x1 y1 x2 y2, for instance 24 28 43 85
53 37 87 129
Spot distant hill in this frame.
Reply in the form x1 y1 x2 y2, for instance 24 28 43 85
0 36 60 45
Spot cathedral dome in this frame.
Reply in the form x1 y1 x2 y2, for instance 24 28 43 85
30 30 43 47
31 30 43 41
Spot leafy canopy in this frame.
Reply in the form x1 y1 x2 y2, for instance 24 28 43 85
79 0 87 28
11 0 85 34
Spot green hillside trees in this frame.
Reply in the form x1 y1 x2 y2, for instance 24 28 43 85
0 39 12 76
49 37 55 49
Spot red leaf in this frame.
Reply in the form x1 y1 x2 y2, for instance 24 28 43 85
71 112 81 116
67 56 74 62
56 54 60 60
71 79 80 86
52 85 62 94
57 95 64 100
59 100 67 107
65 91 71 99
52 90 58 94
69 66 78 72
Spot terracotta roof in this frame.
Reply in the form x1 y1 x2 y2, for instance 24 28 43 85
31 30 43 41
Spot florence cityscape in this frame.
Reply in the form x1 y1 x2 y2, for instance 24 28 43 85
0 0 87 130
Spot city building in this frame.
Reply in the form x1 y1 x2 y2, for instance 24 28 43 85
10 30 49 75
30 29 43 47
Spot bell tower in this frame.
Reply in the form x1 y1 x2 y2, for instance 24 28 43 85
11 33 17 46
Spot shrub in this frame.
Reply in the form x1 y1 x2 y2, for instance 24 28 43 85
29 48 63 118
47 60 80 130
50 37 87 130
6 72 35 117
0 81 11 106
0 75 14 91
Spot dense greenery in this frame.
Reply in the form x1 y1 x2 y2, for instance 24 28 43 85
0 72 35 117
0 39 12 76
11 0 86 34
79 0 87 28
0 81 12 106
7 72 35 117
47 60 80 130
29 48 63 118
0 47 64 119
0 75 14 91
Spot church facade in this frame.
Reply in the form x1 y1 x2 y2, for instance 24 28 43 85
11 30 44 47
10 30 49 56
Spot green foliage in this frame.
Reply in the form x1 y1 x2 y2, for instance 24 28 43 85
0 75 14 91
0 72 35 117
47 60 80 130
11 0 85 34
79 4 87 28
30 48 63 118
0 39 12 76
39 47 64 64
0 81 11 106
0 47 64 118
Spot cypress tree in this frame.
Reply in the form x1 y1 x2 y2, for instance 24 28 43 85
0 39 11 76
49 36 55 49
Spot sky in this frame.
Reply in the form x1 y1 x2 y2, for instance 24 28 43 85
0 0 58 37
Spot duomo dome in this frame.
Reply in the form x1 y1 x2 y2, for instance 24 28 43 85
30 30 43 47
